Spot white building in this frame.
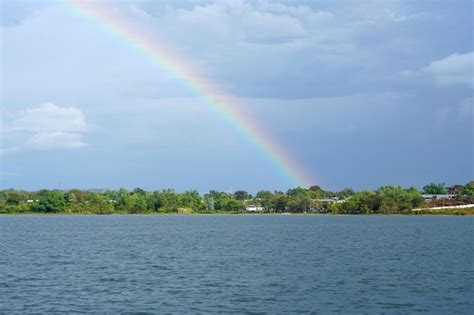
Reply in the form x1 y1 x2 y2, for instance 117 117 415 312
245 205 264 212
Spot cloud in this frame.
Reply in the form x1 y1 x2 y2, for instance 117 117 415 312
2 0 462 102
8 102 86 133
1 102 88 154
24 132 86 150
130 0 445 98
423 52 474 87
352 3 431 25
2 1 473 190
163 0 315 44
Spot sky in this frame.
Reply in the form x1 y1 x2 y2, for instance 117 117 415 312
0 0 473 193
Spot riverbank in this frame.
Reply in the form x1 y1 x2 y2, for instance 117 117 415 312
410 205 474 215
3 183 473 215
2 209 473 216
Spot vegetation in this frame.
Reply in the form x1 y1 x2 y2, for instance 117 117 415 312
413 207 474 216
423 182 448 194
1 181 473 215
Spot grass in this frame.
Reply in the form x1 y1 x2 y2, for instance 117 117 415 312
412 207 474 215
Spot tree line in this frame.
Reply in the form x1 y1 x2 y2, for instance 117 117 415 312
0 181 473 215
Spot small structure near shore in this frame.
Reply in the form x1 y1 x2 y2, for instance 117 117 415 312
317 197 346 204
421 194 455 200
245 205 264 212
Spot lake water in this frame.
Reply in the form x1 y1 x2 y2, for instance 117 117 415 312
0 215 473 313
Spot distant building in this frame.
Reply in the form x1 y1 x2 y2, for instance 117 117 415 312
318 198 336 203
421 194 455 200
316 197 346 204
246 205 264 212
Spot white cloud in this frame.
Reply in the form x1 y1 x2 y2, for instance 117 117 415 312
24 132 86 150
1 102 88 154
9 102 86 133
423 52 474 87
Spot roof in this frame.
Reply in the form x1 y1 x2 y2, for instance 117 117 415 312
421 194 455 199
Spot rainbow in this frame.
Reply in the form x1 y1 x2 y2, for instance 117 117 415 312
59 0 316 188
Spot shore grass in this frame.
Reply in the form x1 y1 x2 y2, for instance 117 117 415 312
411 207 474 215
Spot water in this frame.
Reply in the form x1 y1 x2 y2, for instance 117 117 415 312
0 215 473 313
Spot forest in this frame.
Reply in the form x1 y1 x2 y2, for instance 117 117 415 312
1 182 473 215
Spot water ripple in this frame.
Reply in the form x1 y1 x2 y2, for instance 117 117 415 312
0 215 473 313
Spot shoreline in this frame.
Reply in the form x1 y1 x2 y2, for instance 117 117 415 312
1 211 473 216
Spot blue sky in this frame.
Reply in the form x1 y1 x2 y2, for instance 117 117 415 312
1 0 472 192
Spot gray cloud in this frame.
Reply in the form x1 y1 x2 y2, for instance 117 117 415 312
127 0 452 99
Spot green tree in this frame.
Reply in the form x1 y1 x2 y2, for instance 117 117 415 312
160 189 180 212
220 198 244 212
336 188 355 199
204 196 215 211
5 190 23 205
340 191 378 214
32 190 66 213
286 187 311 212
255 190 273 211
125 193 148 214
148 191 164 212
405 187 425 209
206 190 232 211
378 186 405 214
423 183 447 194
287 187 308 197
308 185 327 199
288 195 312 212
462 181 474 198
462 181 474 203
273 191 288 212
181 190 204 211
114 188 130 211
132 187 146 196
87 193 114 214
65 189 88 204
148 189 180 213
233 190 249 201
